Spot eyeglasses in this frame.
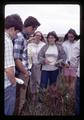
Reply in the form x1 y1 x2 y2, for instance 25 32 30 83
35 35 42 37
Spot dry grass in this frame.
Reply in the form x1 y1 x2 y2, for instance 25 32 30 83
19 71 76 116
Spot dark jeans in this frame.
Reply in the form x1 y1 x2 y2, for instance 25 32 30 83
75 77 80 115
40 69 59 89
4 85 16 115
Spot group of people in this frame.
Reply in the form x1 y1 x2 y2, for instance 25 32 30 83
4 14 80 116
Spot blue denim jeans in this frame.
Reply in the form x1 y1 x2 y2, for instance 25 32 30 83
4 85 16 115
40 69 59 89
75 77 80 115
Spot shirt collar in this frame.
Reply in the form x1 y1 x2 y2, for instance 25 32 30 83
21 32 30 40
5 32 12 40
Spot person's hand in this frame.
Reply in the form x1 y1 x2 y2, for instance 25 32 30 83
5 67 16 86
11 79 16 86
28 36 36 43
44 58 51 65
12 82 16 87
24 71 29 81
64 63 70 68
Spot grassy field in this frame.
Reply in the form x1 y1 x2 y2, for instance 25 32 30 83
17 71 76 116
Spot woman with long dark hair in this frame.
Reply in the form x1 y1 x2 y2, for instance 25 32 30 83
62 28 79 95
38 31 66 89
27 31 46 103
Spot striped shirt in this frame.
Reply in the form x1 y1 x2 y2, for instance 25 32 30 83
13 32 28 75
5 32 15 88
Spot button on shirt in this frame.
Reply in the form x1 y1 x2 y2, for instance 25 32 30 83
13 32 28 75
5 32 15 89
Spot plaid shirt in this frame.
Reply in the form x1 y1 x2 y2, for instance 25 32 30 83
13 32 28 75
5 32 15 88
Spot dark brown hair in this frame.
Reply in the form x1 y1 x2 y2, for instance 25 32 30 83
5 14 23 31
47 31 59 42
33 31 45 42
24 16 40 28
64 28 79 41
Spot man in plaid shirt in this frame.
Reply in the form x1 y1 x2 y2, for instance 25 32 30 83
13 16 40 114
4 14 23 115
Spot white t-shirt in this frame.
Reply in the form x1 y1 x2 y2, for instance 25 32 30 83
42 44 58 71
62 40 78 67
27 41 45 69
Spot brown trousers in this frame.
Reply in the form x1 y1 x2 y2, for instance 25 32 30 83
14 74 29 115
30 64 41 94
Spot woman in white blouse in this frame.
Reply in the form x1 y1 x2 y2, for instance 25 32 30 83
62 28 79 95
27 31 45 103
